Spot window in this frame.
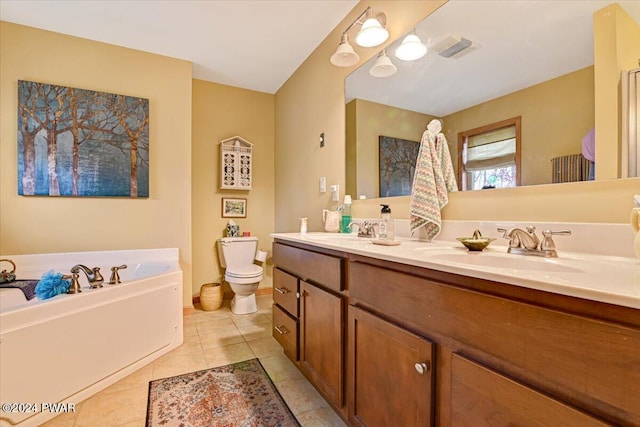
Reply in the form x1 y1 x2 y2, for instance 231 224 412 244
457 117 521 190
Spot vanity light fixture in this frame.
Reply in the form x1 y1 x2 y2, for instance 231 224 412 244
330 6 389 67
330 34 360 67
395 30 427 61
369 49 397 78
355 14 389 48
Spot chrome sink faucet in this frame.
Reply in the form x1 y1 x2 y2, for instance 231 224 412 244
347 220 378 238
497 226 571 258
70 264 104 288
501 225 540 250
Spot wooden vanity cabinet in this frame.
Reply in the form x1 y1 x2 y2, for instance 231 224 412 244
273 240 640 426
272 241 347 410
348 255 640 426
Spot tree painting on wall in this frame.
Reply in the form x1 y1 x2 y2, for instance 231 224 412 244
379 135 420 197
17 80 149 197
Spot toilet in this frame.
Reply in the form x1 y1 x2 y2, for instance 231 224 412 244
217 236 264 314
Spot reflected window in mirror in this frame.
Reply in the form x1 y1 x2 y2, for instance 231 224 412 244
458 117 521 191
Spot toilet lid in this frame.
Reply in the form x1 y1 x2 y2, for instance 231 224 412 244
226 264 263 279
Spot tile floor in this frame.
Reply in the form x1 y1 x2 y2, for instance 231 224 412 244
41 294 347 427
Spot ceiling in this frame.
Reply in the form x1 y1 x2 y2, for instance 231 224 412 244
346 0 640 117
0 0 358 94
1 0 637 102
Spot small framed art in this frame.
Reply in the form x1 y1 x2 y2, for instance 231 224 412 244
221 197 247 218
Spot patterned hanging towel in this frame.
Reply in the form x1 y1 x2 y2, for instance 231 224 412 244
410 120 458 241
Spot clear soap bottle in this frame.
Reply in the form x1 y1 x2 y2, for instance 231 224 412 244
380 204 394 240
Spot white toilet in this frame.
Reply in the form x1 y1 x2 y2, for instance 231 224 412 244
217 236 264 314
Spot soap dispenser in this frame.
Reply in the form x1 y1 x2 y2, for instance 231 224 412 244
379 204 394 240
341 195 353 233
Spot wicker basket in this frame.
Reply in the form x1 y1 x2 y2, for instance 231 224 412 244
200 283 223 311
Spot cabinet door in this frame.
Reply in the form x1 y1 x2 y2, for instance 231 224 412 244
348 305 434 427
299 280 344 407
451 353 611 427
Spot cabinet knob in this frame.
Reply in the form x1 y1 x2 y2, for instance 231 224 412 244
274 325 289 335
275 287 289 294
415 362 430 375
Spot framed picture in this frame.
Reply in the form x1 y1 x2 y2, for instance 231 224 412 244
379 135 420 197
18 80 149 197
221 197 247 218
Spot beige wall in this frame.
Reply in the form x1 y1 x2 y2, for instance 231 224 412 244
0 22 194 305
191 80 275 297
275 0 640 231
594 3 640 180
275 1 446 233
346 99 434 199
445 66 594 186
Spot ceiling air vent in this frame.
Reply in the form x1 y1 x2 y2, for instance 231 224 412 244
432 35 479 58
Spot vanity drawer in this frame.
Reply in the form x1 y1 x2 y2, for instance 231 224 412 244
273 304 298 361
273 268 299 317
273 242 344 292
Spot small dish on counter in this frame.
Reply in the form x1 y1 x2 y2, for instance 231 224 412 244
456 229 495 251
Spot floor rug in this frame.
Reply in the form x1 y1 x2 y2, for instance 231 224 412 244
146 358 300 427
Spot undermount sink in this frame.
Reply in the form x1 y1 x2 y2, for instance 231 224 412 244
427 252 586 273
302 233 364 242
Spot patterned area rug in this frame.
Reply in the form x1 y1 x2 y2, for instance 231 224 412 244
146 358 300 426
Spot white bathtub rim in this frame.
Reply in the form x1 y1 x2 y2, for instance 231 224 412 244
0 267 180 314
0 247 180 278
0 247 180 315
1 271 182 331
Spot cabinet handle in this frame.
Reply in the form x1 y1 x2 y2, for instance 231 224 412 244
274 325 289 335
275 287 289 294
415 362 430 375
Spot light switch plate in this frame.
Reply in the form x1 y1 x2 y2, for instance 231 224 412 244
330 184 339 201
320 177 326 193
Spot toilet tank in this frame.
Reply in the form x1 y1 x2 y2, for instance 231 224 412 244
217 237 258 269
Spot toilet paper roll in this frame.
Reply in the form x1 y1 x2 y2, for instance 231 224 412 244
255 250 268 263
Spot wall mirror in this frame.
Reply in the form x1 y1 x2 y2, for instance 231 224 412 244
345 0 640 200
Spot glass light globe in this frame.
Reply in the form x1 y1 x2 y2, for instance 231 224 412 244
369 51 397 78
356 18 389 47
395 34 427 61
330 40 360 67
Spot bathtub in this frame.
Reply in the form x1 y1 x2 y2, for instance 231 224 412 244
0 248 183 427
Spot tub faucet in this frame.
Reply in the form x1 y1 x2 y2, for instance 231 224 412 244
71 264 104 288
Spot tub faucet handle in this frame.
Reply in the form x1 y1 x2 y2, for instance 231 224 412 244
64 273 82 294
109 265 127 285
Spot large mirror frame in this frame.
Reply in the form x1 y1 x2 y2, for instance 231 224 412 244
345 0 640 200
